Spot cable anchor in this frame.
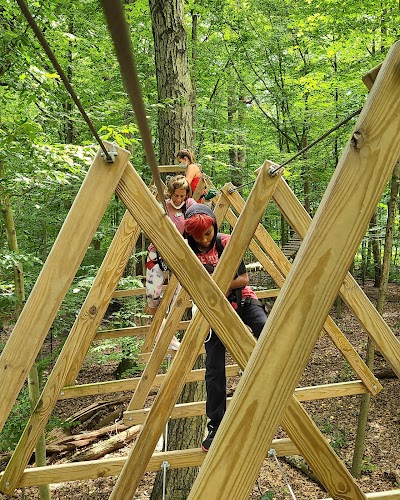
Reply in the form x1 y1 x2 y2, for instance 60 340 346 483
102 143 118 163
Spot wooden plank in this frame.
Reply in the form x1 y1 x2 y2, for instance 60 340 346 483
59 365 240 400
140 275 180 353
226 188 381 396
189 40 400 500
4 438 298 488
0 208 139 494
110 162 282 499
95 321 190 340
124 380 368 425
273 176 400 379
323 491 400 500
137 344 206 364
0 143 130 434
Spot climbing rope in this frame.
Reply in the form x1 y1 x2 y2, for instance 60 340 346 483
268 448 297 499
16 0 113 162
100 0 167 213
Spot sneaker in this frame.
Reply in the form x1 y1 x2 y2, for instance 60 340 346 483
201 425 218 452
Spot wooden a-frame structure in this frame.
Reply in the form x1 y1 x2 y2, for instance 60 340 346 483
1 42 400 499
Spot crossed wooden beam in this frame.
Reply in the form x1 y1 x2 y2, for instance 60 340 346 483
1 41 400 499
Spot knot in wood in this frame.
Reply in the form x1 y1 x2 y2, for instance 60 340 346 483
89 305 97 316
350 130 365 150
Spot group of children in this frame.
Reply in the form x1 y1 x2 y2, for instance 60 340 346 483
145 150 268 452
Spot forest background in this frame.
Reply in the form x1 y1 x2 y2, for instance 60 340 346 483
1 0 400 498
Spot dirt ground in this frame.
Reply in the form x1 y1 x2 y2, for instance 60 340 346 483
1 281 399 499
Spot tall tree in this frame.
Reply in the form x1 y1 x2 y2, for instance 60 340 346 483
149 0 194 163
148 1 206 498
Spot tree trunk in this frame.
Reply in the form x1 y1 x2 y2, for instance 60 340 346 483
149 0 194 163
352 161 400 477
1 161 50 499
148 2 206 497
370 211 382 286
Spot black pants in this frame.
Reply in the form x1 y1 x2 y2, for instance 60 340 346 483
205 300 268 428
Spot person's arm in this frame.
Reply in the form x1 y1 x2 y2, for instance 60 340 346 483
185 163 199 183
226 271 249 297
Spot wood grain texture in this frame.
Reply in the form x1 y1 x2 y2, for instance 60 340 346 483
0 143 130 436
189 40 400 500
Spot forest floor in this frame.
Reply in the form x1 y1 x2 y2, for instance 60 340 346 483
1 280 400 499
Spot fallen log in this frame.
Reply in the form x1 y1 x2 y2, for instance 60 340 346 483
68 425 141 462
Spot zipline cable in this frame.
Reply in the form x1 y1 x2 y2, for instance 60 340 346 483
15 0 113 162
100 0 167 213
269 106 363 174
230 106 363 193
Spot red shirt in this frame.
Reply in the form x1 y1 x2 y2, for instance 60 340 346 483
195 234 257 300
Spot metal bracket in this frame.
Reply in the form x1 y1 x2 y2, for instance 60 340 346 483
268 165 280 177
102 143 118 163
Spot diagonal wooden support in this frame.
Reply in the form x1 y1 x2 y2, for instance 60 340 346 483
273 176 400 378
0 143 130 434
0 207 140 494
226 187 381 395
109 161 281 499
189 40 400 499
125 194 231 413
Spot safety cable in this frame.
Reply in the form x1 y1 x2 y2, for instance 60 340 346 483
268 449 297 499
269 106 363 175
161 353 172 500
230 106 363 192
16 0 113 162
100 0 168 213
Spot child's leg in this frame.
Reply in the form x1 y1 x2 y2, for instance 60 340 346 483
145 251 165 315
204 331 226 428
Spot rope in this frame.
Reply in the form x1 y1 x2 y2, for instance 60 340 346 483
100 0 167 213
231 106 363 192
161 353 172 500
268 449 297 499
270 106 363 174
16 0 113 162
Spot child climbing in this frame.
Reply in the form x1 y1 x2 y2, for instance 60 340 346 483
184 203 268 451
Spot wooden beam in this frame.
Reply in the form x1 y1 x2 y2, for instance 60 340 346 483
124 380 368 425
189 40 400 500
0 208 140 494
0 143 130 433
125 194 231 413
226 188 381 396
273 176 400 379
2 438 297 488
59 365 240 400
95 321 190 340
110 162 282 499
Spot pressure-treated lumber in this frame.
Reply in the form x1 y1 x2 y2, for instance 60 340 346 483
0 208 140 493
225 188 381 396
59 365 240 400
189 40 400 500
273 176 400 379
109 162 282 499
124 380 368 425
1 438 297 488
94 321 190 341
0 143 130 433
140 274 180 353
